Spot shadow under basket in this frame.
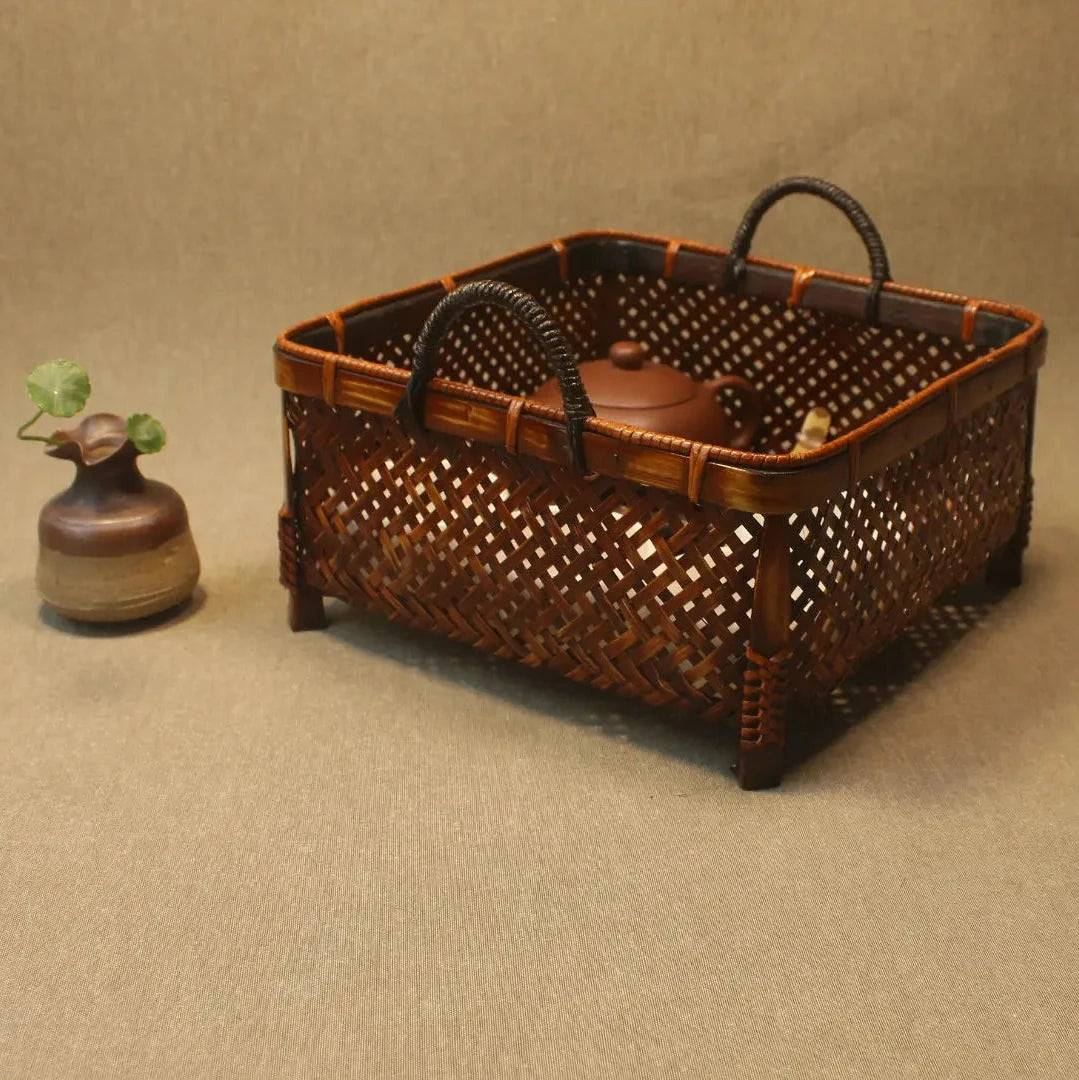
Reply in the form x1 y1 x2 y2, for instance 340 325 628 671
273 177 1046 789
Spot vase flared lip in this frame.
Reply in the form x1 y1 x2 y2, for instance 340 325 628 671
46 413 136 467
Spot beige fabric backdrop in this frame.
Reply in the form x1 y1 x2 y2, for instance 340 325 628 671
2 2 1078 1077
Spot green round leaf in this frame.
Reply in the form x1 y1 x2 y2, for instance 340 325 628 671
126 414 167 454
26 359 91 418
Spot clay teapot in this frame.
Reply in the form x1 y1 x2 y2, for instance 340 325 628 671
530 340 765 448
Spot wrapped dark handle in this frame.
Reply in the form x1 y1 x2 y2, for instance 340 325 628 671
726 176 892 322
396 280 595 471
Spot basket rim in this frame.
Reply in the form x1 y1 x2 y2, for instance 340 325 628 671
274 229 1045 512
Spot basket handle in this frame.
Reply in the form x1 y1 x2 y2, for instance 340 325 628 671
396 279 595 471
725 176 892 322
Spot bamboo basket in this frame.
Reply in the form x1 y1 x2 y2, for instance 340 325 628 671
274 177 1045 788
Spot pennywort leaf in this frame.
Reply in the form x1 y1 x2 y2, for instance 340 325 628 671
26 359 91 418
126 414 167 454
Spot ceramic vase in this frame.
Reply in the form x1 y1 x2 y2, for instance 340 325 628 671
36 413 199 622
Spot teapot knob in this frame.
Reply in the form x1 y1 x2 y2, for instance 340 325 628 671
608 340 644 370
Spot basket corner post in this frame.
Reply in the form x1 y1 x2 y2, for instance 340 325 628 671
986 375 1038 591
279 506 327 632
985 475 1032 590
736 515 794 790
278 396 327 633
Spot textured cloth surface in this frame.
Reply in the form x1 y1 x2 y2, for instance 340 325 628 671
2 3 1078 1077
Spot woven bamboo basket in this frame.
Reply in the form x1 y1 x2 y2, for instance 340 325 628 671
274 177 1045 788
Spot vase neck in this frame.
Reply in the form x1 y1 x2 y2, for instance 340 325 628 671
70 453 145 495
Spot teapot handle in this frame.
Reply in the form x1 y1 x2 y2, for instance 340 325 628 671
704 375 764 450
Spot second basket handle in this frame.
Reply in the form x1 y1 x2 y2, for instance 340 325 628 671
725 176 892 322
396 279 596 472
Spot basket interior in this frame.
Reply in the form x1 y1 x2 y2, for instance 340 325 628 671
297 239 1004 454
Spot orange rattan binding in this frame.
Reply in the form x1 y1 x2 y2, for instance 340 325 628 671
274 177 1045 788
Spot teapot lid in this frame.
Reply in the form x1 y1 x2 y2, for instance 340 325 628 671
579 341 696 409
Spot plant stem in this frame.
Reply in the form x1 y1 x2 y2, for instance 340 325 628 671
16 409 54 444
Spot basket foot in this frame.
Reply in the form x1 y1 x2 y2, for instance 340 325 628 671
986 479 1032 590
289 584 328 632
735 739 785 790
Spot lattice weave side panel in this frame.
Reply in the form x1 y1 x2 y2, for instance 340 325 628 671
360 274 607 396
278 509 300 589
788 380 1032 692
285 394 763 719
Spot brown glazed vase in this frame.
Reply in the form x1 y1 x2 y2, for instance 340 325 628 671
36 413 200 622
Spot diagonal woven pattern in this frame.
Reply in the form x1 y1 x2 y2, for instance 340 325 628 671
364 274 606 397
287 393 762 719
788 380 1032 692
741 646 792 746
284 379 1029 722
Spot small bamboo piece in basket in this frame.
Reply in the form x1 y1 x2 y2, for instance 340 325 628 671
791 406 831 455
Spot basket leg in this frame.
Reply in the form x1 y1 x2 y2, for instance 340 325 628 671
737 647 791 790
985 540 1024 590
289 582 328 632
986 476 1033 590
987 374 1037 590
734 514 794 790
279 507 327 632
